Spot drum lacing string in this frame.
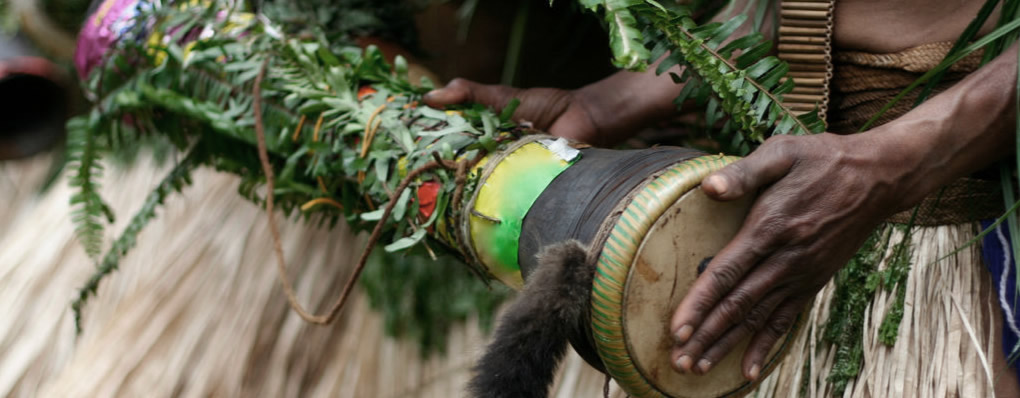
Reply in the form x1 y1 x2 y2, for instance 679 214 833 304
253 58 484 324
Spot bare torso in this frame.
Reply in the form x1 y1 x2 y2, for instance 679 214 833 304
833 0 1001 52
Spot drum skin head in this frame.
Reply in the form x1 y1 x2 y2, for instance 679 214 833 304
624 188 780 397
589 156 805 398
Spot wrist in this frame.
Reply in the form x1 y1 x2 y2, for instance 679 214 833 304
840 127 940 212
867 45 1017 205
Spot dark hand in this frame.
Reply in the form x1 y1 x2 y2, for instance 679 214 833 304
423 78 602 144
669 133 916 380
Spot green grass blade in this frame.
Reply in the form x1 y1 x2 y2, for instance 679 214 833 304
914 0 1001 105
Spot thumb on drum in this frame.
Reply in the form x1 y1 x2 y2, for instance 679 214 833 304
703 146 794 201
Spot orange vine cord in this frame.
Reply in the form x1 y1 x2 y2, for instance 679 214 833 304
253 59 481 324
300 197 344 212
291 114 306 142
312 113 325 142
362 193 376 210
317 176 328 193
361 103 388 158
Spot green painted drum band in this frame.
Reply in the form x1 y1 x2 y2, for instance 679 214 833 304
590 155 738 398
465 136 580 288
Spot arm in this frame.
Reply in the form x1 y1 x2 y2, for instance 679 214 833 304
669 44 1018 380
424 0 773 146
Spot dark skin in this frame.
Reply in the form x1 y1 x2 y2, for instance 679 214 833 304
425 0 1019 391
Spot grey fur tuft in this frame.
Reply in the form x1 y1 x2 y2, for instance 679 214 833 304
467 240 595 398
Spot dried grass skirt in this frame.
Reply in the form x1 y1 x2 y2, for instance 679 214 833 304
754 225 1008 398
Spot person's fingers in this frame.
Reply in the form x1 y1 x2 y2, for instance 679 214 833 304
678 288 788 375
671 261 788 374
742 298 806 381
669 222 780 365
423 78 518 110
422 80 470 106
702 136 798 201
423 79 584 134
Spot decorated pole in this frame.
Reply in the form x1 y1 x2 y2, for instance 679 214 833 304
69 1 814 397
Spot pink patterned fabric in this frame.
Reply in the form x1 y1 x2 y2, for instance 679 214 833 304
74 0 146 80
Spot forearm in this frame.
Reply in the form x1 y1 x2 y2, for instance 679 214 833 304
865 44 1017 209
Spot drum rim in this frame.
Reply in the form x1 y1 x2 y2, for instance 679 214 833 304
590 155 803 397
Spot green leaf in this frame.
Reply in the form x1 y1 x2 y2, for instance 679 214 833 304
499 98 521 122
384 228 427 252
391 187 412 221
361 208 385 221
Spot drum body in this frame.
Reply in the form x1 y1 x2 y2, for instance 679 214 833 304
464 137 804 398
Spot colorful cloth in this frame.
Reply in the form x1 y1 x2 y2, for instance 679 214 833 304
75 0 150 80
981 220 1020 379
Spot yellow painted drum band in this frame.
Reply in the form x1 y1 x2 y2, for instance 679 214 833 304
466 138 578 289
590 155 802 398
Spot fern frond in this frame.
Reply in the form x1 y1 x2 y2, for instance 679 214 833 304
72 146 206 332
571 1 824 150
575 0 652 70
67 114 110 259
637 4 825 141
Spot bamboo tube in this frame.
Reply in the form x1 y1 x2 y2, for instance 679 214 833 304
782 93 825 103
781 2 831 10
791 86 821 95
779 26 828 36
786 62 828 72
784 19 829 28
789 71 828 79
779 43 827 53
779 35 828 44
781 9 830 19
779 52 828 63
786 77 825 86
786 103 818 112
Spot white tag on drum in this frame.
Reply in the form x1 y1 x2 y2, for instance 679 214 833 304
540 138 580 162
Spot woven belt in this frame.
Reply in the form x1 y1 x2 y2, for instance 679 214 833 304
886 177 1005 225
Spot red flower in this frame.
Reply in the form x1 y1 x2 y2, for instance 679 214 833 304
357 86 377 100
417 181 440 219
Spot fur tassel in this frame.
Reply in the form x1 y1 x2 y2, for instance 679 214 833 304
467 240 594 398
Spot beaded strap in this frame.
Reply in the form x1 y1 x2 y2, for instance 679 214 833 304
778 0 836 126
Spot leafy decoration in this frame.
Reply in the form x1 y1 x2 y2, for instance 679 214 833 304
823 229 887 396
66 1 526 347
